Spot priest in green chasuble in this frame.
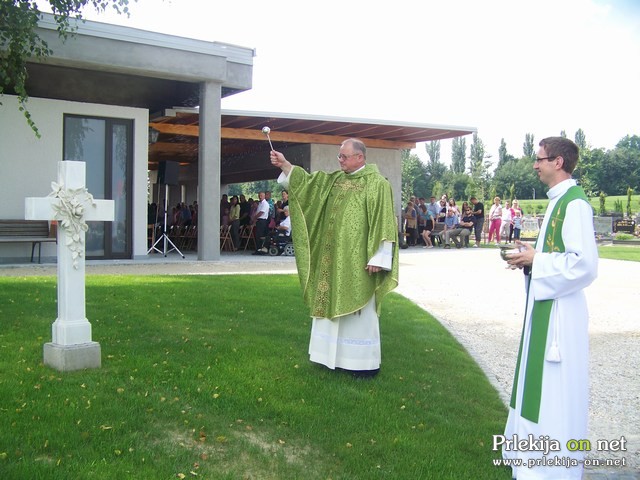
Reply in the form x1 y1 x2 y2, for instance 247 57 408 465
270 138 399 378
505 137 598 480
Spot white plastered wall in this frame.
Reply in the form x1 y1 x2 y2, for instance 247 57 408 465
0 95 149 262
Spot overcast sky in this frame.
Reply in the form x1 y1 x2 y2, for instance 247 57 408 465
60 0 640 165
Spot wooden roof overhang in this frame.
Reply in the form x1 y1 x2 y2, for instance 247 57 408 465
148 109 476 171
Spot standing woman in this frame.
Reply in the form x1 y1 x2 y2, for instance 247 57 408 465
229 195 240 250
404 201 418 246
488 196 502 245
419 204 434 248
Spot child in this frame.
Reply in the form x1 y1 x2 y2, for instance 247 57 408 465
513 211 522 240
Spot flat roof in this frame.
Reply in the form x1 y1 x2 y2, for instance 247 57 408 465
149 108 476 165
37 13 255 65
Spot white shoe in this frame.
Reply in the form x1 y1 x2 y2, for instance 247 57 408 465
472 244 478 248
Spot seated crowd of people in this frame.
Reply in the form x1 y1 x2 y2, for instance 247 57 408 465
402 194 523 249
219 190 291 254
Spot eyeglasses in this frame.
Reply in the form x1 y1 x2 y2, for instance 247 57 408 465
534 156 558 162
337 153 360 160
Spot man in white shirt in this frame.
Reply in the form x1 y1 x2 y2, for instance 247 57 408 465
253 191 270 254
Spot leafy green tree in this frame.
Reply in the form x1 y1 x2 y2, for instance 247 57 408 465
425 140 440 164
469 133 485 175
573 142 600 196
444 172 471 201
590 136 640 195
574 129 587 150
401 149 429 203
467 133 492 200
492 157 545 200
523 133 535 160
599 192 607 215
498 138 508 168
423 142 447 190
1 0 134 136
560 130 567 138
431 180 443 199
451 137 466 174
496 138 516 171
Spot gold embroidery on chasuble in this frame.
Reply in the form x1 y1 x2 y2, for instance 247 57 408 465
289 163 398 320
310 176 368 318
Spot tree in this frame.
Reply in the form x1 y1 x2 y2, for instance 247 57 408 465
425 140 440 164
423 142 447 193
1 0 134 136
523 133 535 160
574 129 587 151
469 133 485 175
599 192 607 215
498 138 508 167
590 136 640 195
492 156 545 200
401 149 429 203
451 137 466 174
467 133 492 200
496 138 516 169
444 172 470 201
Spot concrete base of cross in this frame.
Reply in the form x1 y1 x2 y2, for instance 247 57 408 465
43 341 101 372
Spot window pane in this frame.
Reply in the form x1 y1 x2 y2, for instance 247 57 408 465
111 123 128 254
64 117 106 256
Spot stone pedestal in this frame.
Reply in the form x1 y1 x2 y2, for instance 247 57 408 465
44 342 101 372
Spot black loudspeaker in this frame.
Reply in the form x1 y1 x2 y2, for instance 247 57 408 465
157 161 179 186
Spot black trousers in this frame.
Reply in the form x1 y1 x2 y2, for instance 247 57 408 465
255 218 269 249
473 217 484 243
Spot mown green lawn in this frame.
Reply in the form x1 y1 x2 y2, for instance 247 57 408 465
0 275 511 480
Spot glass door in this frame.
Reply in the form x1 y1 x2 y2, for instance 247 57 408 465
63 115 133 259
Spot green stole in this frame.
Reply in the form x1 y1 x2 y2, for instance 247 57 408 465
509 185 588 423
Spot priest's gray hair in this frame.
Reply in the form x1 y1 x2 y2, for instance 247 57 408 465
342 138 367 159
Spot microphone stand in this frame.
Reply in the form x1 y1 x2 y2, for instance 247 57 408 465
147 183 185 258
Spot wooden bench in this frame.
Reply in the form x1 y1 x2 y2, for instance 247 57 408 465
0 220 57 263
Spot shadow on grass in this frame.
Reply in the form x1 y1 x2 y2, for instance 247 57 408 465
0 275 511 479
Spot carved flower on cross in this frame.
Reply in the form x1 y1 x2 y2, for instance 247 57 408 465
49 181 96 269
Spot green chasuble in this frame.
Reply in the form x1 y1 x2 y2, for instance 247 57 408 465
509 185 589 423
287 164 399 320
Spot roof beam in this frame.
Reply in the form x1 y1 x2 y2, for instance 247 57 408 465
148 123 416 149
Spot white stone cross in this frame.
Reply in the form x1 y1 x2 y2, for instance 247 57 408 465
25 161 114 371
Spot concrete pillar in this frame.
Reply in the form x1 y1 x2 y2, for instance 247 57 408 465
198 81 222 261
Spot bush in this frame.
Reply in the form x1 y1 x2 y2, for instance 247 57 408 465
614 233 635 241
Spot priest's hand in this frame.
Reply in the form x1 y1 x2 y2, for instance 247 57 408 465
270 150 293 175
506 240 535 268
366 265 382 275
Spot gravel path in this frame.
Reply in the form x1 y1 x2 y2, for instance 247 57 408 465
2 247 638 476
395 247 639 476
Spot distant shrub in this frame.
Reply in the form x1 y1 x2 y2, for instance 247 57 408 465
614 200 624 214
614 233 635 241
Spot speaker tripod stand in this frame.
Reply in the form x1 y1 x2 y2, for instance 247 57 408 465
147 183 185 258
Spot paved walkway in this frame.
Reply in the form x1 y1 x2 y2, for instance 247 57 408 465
1 247 638 477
